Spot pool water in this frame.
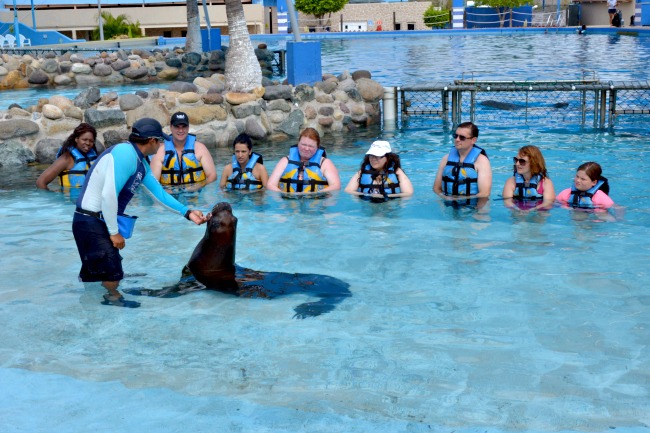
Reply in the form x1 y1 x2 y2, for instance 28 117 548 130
1 122 649 432
2 32 650 433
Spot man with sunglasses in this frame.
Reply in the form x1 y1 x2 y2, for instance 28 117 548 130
432 121 492 202
73 118 208 308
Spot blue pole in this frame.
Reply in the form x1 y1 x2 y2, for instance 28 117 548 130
285 0 302 42
12 0 20 45
31 0 36 28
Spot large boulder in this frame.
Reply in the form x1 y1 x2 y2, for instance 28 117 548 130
263 85 293 101
122 67 149 80
74 87 101 109
111 59 131 71
355 78 384 103
34 138 64 163
0 119 40 139
0 141 35 166
48 95 74 111
168 81 198 93
54 74 74 86
70 63 92 74
276 109 304 137
42 104 64 120
93 63 113 77
28 69 50 85
84 108 127 129
118 94 144 111
41 59 60 74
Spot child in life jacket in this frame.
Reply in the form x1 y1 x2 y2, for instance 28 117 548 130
556 162 614 209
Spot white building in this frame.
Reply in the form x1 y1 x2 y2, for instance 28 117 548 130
0 0 275 41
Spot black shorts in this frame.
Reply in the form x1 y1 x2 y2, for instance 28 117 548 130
72 213 123 282
608 8 617 13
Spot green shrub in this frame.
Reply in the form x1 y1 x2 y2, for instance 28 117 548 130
424 3 450 29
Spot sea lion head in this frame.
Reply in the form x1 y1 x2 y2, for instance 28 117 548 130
205 202 237 243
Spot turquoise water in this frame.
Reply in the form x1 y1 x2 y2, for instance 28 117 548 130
1 33 650 433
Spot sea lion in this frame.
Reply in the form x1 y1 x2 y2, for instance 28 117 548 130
124 202 351 318
185 201 238 290
480 100 525 111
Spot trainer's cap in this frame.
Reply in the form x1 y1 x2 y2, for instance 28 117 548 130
131 118 170 141
366 140 392 157
170 111 190 127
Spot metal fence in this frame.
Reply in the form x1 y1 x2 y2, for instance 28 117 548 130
396 78 650 130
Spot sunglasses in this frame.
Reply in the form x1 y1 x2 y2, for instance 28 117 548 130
452 133 473 141
513 157 528 165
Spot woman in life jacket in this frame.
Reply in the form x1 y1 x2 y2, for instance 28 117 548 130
344 140 413 198
501 145 555 210
219 133 268 191
36 123 98 189
556 162 614 209
267 127 341 194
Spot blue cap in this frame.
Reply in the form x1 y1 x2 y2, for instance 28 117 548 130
131 118 170 141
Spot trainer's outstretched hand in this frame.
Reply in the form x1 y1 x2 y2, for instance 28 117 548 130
188 210 208 225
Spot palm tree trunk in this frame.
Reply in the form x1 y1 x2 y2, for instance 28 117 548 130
224 0 262 92
185 0 202 53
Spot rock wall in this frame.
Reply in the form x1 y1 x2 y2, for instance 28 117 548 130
0 45 277 91
0 69 384 166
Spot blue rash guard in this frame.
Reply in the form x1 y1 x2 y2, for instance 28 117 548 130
76 142 189 235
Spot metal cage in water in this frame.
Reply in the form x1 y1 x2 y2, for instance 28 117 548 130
394 78 650 130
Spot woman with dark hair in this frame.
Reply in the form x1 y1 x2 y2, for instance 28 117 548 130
37 123 98 189
557 162 613 209
219 133 268 190
344 140 413 198
501 145 555 210
267 127 340 193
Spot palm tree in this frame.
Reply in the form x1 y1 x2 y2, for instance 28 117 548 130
92 12 140 40
224 0 262 92
185 0 202 53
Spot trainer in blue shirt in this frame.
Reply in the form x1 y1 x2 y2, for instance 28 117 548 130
72 118 208 308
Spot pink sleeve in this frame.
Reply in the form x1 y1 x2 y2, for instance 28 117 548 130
592 190 614 208
556 188 571 202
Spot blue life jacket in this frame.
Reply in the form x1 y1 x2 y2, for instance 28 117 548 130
358 161 401 196
441 145 487 196
514 173 544 200
278 145 329 193
227 152 264 190
160 135 206 185
57 147 98 188
568 178 608 209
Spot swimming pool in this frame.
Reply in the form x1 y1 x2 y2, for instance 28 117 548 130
1 33 650 433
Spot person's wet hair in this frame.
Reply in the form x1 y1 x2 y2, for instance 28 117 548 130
232 133 253 151
457 121 479 139
299 127 321 147
578 161 609 194
60 123 97 155
516 145 548 178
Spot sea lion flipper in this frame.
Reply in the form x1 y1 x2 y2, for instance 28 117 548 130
292 300 336 319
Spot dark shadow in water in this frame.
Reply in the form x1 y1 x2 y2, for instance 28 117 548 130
123 265 352 319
